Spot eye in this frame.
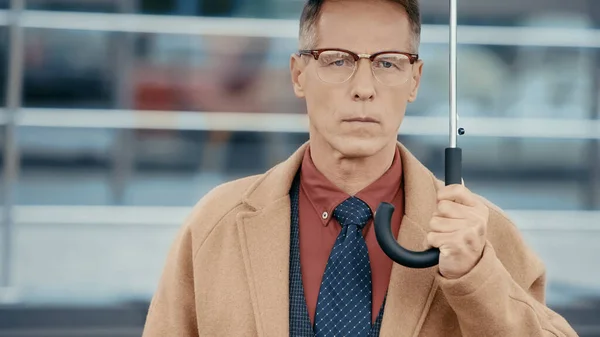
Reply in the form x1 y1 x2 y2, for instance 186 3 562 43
373 54 409 71
318 51 354 68
374 59 399 69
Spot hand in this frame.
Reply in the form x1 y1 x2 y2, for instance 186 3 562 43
426 180 489 279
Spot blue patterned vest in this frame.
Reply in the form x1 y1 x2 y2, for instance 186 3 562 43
289 173 386 336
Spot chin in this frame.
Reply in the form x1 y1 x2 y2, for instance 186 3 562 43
329 136 389 159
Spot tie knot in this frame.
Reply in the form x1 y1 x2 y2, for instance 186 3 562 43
332 197 373 230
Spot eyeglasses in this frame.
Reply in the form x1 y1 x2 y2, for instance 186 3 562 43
297 48 419 86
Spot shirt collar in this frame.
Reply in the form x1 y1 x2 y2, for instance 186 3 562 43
300 145 403 226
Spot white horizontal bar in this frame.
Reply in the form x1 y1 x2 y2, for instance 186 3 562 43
13 206 190 226
7 206 600 231
1 10 599 48
13 109 310 133
0 327 143 337
4 109 600 140
402 115 600 140
423 25 600 48
507 210 600 232
6 10 300 38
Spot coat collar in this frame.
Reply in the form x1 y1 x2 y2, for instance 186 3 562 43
241 142 308 211
238 141 440 337
242 141 439 224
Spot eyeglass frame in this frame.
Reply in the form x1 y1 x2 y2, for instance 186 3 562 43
296 48 420 85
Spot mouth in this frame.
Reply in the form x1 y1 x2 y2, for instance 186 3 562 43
343 117 379 123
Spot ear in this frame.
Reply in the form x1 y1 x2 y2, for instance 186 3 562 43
290 53 307 98
407 59 423 103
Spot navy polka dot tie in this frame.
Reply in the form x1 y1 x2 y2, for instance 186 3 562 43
314 196 373 337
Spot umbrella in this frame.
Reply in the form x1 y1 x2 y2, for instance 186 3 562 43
374 0 465 268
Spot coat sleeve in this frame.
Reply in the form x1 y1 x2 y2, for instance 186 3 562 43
437 240 578 337
142 223 199 337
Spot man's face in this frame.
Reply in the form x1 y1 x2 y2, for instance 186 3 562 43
291 0 423 158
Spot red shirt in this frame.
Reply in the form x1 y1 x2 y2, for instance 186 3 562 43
298 145 404 325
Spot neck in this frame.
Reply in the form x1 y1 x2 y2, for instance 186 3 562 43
309 138 396 196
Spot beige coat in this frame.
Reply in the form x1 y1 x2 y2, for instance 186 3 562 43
142 142 578 337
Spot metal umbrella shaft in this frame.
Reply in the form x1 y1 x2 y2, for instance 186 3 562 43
446 0 463 186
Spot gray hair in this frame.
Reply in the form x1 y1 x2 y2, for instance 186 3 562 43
298 0 421 52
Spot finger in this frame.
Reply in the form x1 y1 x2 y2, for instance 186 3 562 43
429 216 469 233
434 200 474 219
421 238 453 257
437 184 480 207
427 231 457 248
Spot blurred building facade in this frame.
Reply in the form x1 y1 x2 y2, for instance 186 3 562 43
0 0 599 336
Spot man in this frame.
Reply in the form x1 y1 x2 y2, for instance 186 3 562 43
142 0 578 336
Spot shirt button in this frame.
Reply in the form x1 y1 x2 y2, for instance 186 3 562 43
322 211 329 220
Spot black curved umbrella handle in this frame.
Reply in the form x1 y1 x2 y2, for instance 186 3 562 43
374 147 462 268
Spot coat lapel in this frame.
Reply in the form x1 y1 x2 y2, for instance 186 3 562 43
379 143 442 336
236 143 308 337
237 197 292 337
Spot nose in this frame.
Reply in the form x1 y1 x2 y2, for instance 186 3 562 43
350 59 376 102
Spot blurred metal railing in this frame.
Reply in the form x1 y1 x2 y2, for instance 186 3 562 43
0 10 596 136
5 206 600 232
1 7 599 298
0 109 599 139
0 10 599 48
